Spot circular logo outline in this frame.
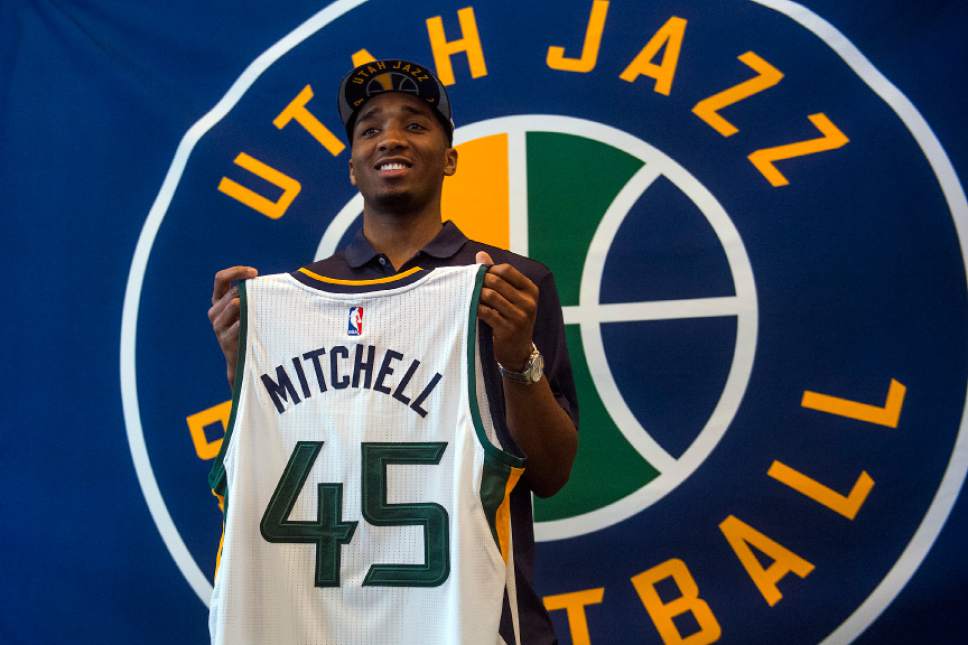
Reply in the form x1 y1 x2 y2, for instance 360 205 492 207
119 2 968 641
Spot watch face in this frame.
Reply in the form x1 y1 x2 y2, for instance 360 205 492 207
531 352 545 383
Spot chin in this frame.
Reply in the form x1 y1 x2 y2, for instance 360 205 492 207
371 190 420 213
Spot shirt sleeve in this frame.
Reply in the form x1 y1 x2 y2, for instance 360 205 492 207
476 258 580 462
533 271 579 432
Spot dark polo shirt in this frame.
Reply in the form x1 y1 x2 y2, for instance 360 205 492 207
299 220 578 644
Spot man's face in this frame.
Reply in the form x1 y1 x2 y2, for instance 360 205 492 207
348 92 457 213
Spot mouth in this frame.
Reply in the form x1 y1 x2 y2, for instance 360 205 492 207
375 159 412 177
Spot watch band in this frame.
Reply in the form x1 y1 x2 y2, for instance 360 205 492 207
497 343 543 384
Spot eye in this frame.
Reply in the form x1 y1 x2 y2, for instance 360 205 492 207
361 127 379 137
407 122 427 131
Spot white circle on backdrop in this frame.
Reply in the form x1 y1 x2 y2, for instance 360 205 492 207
119 3 968 643
316 115 759 541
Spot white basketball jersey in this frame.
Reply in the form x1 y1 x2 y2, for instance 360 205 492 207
208 264 526 645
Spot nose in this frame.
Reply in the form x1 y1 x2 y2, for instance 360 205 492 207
377 123 409 152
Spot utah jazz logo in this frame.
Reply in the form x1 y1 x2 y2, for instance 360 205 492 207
122 1 967 643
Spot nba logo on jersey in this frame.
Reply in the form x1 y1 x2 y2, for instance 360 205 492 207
347 306 363 336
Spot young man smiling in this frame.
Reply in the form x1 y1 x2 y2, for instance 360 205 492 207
208 59 578 644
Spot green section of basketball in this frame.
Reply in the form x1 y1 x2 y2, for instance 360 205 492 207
526 132 657 521
533 327 659 521
525 132 644 306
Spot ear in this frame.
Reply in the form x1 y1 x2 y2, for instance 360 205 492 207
443 147 458 177
348 158 357 187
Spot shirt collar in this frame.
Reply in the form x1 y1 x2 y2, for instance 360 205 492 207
343 220 469 268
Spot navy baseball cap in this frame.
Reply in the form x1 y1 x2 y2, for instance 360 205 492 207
337 59 455 144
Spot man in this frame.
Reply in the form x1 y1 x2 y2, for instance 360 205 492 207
208 59 578 643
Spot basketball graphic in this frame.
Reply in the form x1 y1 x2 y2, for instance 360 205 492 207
321 116 758 541
113 1 967 642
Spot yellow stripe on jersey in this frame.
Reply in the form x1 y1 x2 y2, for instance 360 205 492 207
496 466 525 563
297 266 424 286
215 526 226 579
212 489 226 578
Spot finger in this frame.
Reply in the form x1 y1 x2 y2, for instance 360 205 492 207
477 303 511 333
219 320 241 354
207 286 238 322
478 304 531 368
213 297 241 339
484 272 536 311
213 294 240 326
475 251 495 267
484 263 537 295
222 319 240 340
213 266 258 304
479 285 527 325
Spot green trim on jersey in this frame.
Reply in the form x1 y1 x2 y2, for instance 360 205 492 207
208 279 249 497
466 264 527 469
480 453 514 552
468 264 527 555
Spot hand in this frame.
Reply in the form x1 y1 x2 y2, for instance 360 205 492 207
475 251 539 371
208 265 259 387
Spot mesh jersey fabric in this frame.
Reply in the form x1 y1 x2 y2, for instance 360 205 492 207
208 264 526 645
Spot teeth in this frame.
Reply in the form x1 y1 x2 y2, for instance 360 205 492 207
380 162 406 171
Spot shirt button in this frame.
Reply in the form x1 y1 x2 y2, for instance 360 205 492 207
378 257 387 266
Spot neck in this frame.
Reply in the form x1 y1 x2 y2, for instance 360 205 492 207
361 199 443 270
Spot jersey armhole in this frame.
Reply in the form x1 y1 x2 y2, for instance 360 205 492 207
469 265 527 567
207 279 249 497
467 265 527 471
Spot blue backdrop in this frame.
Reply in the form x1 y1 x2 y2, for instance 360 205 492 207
3 1 966 643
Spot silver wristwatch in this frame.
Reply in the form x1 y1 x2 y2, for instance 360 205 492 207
497 342 544 385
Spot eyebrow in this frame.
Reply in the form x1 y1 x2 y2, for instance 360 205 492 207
356 103 432 124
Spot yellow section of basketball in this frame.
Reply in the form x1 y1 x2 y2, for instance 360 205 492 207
443 133 509 250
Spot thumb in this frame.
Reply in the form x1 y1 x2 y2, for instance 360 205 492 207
475 250 495 267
